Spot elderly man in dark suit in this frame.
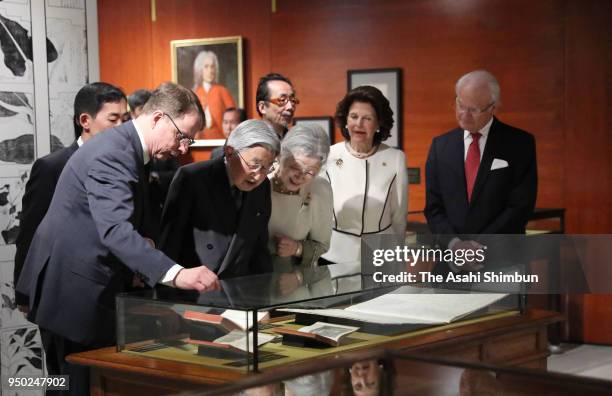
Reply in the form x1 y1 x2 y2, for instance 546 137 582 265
16 82 219 394
160 119 280 278
14 82 128 310
425 70 537 274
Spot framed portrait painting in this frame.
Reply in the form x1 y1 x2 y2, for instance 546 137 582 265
347 68 402 149
293 116 334 144
171 36 243 146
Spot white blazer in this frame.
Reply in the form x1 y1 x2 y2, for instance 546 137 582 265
322 142 408 264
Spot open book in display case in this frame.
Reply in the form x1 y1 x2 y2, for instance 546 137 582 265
116 264 522 373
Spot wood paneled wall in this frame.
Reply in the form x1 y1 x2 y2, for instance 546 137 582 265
99 0 611 233
99 0 612 341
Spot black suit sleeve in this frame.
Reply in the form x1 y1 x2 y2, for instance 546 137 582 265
482 133 537 233
158 167 198 266
250 181 272 274
424 137 457 244
14 158 56 305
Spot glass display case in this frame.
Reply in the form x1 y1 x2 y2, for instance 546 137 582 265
116 263 520 373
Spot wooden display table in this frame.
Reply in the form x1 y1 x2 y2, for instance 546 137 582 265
68 309 563 395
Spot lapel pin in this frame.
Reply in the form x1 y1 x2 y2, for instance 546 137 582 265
335 158 343 168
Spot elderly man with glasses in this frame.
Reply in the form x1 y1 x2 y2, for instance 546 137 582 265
424 70 537 275
160 119 280 278
256 72 299 139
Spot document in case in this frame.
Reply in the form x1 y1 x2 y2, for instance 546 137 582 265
188 330 276 354
274 322 359 347
184 309 269 332
281 286 508 325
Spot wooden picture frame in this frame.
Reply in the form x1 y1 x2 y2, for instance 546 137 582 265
293 116 334 144
171 36 243 147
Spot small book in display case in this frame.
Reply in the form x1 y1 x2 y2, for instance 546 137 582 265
274 322 359 348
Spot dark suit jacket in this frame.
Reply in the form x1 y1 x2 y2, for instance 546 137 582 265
16 122 175 346
14 141 78 305
425 117 537 244
210 146 224 161
159 157 272 278
147 157 180 239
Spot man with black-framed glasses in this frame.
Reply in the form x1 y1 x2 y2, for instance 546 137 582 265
256 73 299 139
424 70 537 275
160 119 280 278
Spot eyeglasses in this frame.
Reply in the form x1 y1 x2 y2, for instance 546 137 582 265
288 162 319 179
164 113 195 146
267 95 300 107
235 150 274 174
455 98 495 116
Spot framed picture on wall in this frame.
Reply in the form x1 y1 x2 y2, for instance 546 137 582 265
171 36 243 146
347 68 402 149
293 116 334 144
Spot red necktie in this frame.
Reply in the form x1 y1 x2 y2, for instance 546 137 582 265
465 133 481 202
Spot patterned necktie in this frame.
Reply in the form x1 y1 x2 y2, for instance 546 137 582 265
465 133 482 202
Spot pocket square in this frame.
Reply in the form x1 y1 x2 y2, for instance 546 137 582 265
491 158 509 170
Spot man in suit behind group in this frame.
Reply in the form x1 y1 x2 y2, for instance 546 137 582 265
159 119 280 278
16 82 220 395
210 107 247 160
14 82 129 309
424 70 537 274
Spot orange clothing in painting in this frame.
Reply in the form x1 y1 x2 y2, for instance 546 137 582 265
194 84 236 140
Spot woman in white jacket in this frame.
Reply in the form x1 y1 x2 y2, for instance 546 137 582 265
268 124 333 295
321 86 408 267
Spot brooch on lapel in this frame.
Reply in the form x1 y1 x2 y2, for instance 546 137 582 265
335 158 343 169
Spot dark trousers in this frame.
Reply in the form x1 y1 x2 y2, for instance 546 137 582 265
40 328 91 396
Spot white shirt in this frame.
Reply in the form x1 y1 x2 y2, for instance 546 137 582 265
133 120 150 165
463 117 493 161
202 82 213 128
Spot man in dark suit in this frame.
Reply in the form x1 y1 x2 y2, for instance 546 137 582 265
425 70 537 273
16 82 219 394
14 82 129 309
160 119 280 278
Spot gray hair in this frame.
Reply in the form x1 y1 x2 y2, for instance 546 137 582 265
192 50 219 87
455 70 501 104
227 119 280 154
280 124 330 167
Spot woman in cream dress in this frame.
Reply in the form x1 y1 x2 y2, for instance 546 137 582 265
321 86 408 270
267 124 332 296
